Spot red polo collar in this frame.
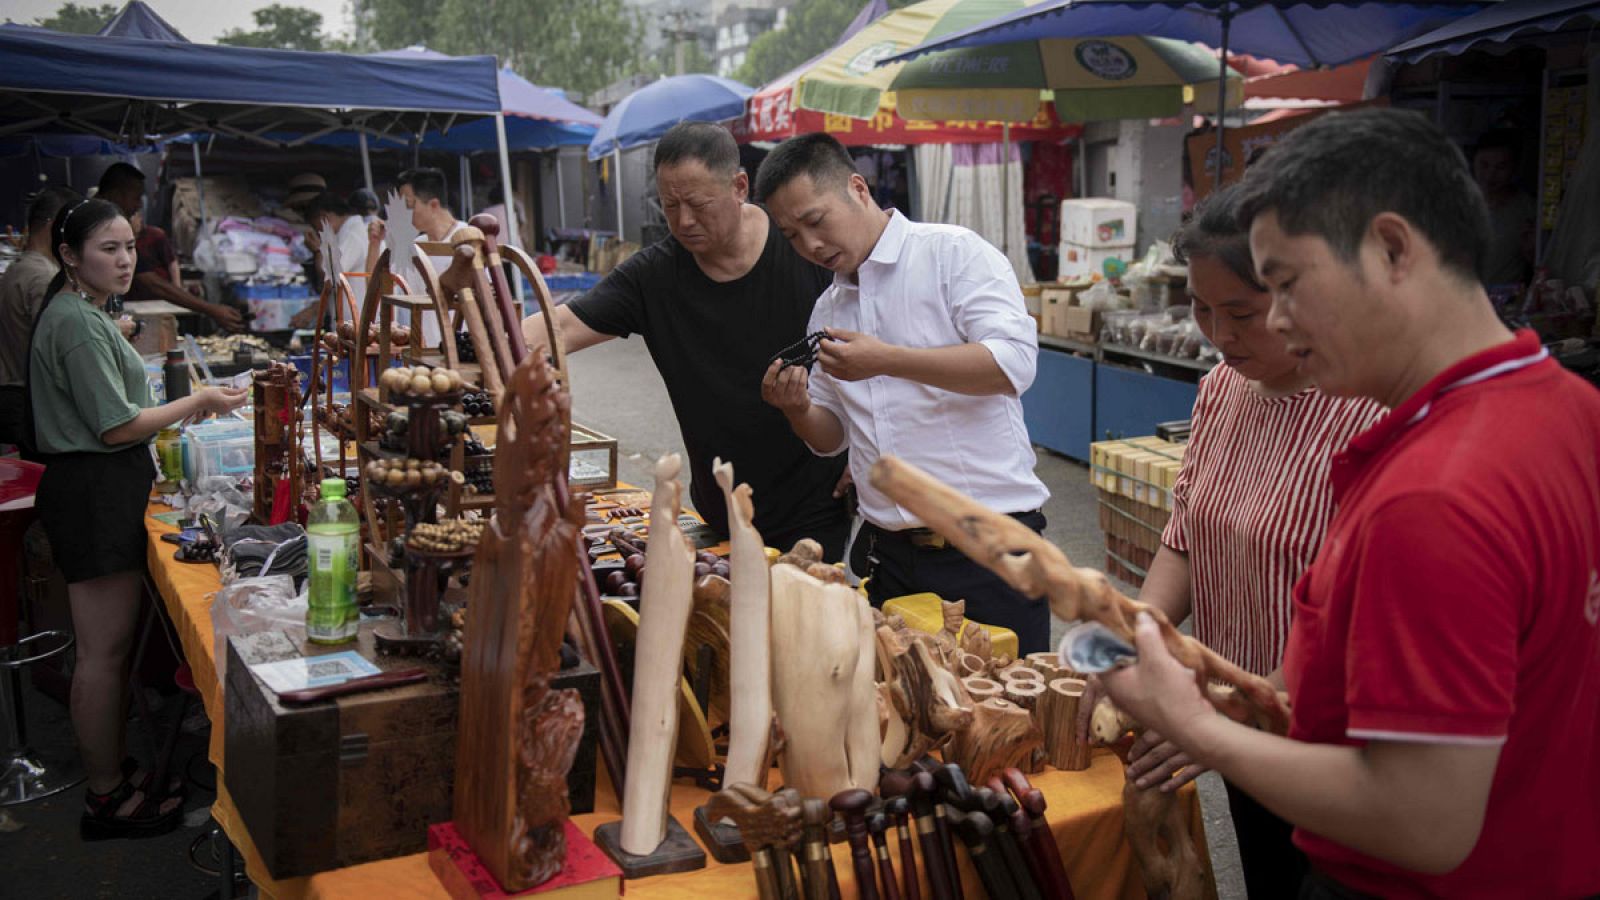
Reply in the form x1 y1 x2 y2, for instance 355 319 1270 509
1332 329 1548 497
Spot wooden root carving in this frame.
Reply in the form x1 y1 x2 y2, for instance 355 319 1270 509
713 458 774 791
868 456 1289 735
453 350 585 892
945 697 1044 786
1096 699 1205 900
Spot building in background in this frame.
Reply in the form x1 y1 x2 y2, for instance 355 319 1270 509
714 5 787 78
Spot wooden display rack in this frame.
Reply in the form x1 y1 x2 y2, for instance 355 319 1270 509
349 219 566 643
252 362 307 525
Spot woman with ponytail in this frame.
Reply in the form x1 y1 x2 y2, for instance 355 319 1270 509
28 198 249 840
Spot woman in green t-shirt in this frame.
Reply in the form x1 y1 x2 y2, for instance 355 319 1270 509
28 198 247 840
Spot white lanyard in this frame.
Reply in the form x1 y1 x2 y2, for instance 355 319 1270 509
1405 347 1549 426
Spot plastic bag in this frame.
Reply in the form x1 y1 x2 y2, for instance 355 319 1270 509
210 574 305 687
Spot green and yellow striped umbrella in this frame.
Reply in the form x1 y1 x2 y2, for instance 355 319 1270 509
890 32 1243 122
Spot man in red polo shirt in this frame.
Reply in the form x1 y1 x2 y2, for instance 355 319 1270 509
1100 108 1600 898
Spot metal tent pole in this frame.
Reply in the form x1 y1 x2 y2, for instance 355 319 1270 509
1002 122 1011 255
555 150 568 229
1214 5 1233 189
613 147 625 240
359 132 374 192
493 113 525 302
191 141 210 250
460 154 472 220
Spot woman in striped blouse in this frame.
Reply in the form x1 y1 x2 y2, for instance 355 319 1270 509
1119 185 1384 896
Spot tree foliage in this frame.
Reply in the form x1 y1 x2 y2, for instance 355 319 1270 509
218 4 326 51
734 0 913 88
33 2 118 33
351 0 646 99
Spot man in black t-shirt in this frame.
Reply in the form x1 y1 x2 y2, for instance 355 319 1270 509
522 123 849 557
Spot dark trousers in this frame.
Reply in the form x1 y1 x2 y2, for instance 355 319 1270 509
852 510 1051 655
765 513 851 565
1226 778 1310 899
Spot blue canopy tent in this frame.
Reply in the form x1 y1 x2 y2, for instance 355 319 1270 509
98 0 188 41
0 25 528 250
881 0 1494 184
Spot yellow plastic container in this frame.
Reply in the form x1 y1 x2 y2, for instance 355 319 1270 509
882 592 1019 660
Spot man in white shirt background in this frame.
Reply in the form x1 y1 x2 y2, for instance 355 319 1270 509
757 132 1053 654
363 167 468 274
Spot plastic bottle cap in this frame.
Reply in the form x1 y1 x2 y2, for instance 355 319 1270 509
321 478 346 499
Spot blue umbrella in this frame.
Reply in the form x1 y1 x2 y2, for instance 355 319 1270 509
587 74 754 160
882 0 1493 184
1386 0 1600 62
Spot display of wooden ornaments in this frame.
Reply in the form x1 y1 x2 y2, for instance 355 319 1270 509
364 458 459 491
407 519 485 555
380 365 467 399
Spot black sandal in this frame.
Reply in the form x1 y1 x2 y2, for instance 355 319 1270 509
80 778 182 841
121 757 185 801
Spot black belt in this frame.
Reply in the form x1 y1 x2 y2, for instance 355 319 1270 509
869 509 1042 551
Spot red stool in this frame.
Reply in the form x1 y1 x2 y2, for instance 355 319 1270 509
0 458 84 805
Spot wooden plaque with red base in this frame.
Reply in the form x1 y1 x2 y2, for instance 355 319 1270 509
429 822 622 900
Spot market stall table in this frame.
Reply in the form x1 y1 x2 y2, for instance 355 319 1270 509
144 502 1216 900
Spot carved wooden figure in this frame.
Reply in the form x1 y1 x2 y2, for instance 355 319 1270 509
452 352 586 891
770 564 877 798
868 457 1290 734
878 634 973 769
714 458 773 789
616 454 698 857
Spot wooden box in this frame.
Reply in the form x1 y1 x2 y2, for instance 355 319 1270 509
225 626 460 879
569 423 618 491
225 626 603 879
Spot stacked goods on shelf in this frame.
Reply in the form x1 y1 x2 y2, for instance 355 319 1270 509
1059 198 1136 281
1089 436 1186 585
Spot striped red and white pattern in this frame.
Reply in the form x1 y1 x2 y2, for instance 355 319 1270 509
1162 364 1385 677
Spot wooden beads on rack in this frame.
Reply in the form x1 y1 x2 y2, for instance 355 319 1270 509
364 458 461 489
407 518 485 554
380 365 466 399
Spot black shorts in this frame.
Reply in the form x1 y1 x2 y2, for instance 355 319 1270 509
37 444 155 584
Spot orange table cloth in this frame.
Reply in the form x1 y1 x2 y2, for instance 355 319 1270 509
145 504 1215 899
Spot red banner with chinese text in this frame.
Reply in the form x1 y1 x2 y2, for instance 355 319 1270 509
734 87 1082 146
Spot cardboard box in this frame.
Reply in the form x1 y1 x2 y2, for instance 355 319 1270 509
1039 285 1084 337
1063 306 1103 341
1060 198 1138 248
1059 241 1136 281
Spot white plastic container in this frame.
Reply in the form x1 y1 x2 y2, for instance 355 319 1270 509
1059 240 1136 281
1060 198 1138 249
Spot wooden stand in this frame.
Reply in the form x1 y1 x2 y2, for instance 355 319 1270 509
691 802 751 864
429 821 620 899
592 815 705 879
1038 678 1092 771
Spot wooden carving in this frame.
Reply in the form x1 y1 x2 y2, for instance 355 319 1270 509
713 458 773 792
845 592 881 794
619 455 697 856
1095 699 1205 900
878 636 972 769
945 698 1045 786
869 456 1290 734
453 350 586 891
436 239 506 399
770 563 877 798
1039 678 1092 771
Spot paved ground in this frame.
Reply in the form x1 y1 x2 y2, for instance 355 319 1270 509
1 335 1245 899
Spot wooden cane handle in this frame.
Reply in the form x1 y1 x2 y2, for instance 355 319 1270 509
468 214 528 365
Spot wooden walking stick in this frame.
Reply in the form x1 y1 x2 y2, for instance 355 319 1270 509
908 772 958 900
937 766 1024 900
1001 769 1076 900
830 789 881 900
706 790 782 900
869 456 1290 735
435 241 505 398
987 777 1073 900
885 796 922 900
977 787 1042 900
801 798 843 900
868 810 902 900
948 809 1020 900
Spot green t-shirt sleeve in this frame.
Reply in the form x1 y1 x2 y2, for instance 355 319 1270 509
60 336 143 440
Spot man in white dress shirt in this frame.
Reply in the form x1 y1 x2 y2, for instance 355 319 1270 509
756 132 1053 653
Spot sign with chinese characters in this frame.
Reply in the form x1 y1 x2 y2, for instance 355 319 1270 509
735 88 1081 146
